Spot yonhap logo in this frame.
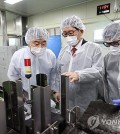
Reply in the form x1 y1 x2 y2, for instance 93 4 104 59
87 115 100 129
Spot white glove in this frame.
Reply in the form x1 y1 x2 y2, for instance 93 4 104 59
51 99 56 108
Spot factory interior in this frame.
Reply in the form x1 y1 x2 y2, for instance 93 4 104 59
0 0 120 134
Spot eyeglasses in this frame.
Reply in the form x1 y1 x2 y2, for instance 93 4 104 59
103 41 120 47
62 30 78 37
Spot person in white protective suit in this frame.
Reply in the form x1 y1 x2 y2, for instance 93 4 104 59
7 27 57 95
55 15 103 113
103 22 120 103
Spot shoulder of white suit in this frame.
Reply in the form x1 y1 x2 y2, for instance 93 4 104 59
86 41 101 48
45 48 56 58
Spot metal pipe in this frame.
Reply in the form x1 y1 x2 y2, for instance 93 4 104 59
60 75 69 122
32 74 51 133
28 79 31 100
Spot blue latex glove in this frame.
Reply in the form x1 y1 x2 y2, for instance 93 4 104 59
112 99 120 105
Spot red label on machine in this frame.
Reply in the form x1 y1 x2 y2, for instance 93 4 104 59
24 59 31 66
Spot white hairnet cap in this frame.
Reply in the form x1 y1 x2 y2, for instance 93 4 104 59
103 22 120 42
61 15 85 31
25 27 49 44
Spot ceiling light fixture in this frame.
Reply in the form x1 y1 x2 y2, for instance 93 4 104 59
4 0 23 5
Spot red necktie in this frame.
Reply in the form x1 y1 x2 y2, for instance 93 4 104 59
71 47 77 56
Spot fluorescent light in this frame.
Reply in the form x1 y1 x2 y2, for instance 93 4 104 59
4 0 23 5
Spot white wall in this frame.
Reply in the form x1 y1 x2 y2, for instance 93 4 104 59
28 0 118 55
7 20 16 34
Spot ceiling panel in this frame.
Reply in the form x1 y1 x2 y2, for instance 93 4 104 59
0 0 94 16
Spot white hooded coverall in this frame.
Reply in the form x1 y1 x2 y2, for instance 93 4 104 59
7 46 57 92
57 39 103 112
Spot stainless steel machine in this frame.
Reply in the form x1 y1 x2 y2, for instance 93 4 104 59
2 74 120 134
0 98 7 134
3 80 26 134
2 74 65 134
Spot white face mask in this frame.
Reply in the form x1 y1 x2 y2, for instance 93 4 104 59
65 36 78 47
31 47 46 56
